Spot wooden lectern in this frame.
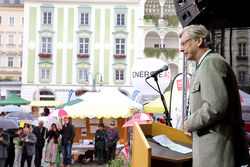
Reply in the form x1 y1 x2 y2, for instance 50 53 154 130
132 121 192 167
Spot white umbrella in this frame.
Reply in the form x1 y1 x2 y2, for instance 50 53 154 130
0 105 22 113
32 116 61 129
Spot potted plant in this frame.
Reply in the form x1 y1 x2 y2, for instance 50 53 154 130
77 54 90 58
113 54 126 58
236 55 248 60
38 53 52 57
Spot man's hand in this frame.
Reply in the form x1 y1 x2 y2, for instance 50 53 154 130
97 136 100 138
0 137 3 141
25 138 30 142
21 138 24 141
68 141 71 143
184 120 191 137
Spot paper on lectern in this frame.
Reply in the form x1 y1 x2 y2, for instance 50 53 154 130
152 135 192 154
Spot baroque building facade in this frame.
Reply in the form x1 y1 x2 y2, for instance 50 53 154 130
21 0 146 108
0 0 24 98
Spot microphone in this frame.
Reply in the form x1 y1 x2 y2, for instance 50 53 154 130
146 65 169 79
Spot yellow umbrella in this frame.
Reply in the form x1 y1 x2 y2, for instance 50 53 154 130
144 91 171 113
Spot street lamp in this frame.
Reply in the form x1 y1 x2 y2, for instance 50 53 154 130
87 72 103 92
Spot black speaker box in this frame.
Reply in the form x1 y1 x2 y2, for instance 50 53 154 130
174 0 250 29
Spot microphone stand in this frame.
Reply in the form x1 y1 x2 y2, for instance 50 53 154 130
152 75 172 127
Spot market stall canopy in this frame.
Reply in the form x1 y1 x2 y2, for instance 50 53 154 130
29 101 62 107
0 93 30 106
144 91 170 113
56 98 83 109
65 88 143 119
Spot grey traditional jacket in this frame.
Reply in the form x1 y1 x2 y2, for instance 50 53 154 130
19 132 37 156
187 53 249 167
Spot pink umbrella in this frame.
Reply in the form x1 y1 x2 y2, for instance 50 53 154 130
122 119 148 128
132 113 153 121
48 109 68 118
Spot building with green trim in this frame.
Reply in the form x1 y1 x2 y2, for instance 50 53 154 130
21 0 146 105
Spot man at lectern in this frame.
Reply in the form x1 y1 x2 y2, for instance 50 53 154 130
179 24 249 167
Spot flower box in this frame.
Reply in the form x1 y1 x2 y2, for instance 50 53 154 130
236 55 248 60
113 54 126 58
38 53 52 57
77 54 89 58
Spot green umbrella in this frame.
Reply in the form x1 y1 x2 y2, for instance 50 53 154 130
0 93 30 106
56 98 83 109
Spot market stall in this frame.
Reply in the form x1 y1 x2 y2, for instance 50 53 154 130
144 91 170 113
64 88 143 144
0 93 30 106
29 100 62 117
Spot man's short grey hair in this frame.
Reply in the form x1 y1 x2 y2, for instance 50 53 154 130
179 24 211 47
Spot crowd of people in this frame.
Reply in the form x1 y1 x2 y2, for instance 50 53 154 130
0 117 75 167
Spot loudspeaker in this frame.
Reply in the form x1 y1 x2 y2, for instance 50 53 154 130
174 0 250 29
174 0 207 27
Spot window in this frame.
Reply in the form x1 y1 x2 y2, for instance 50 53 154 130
154 44 165 48
115 38 125 54
78 69 88 81
8 35 14 45
0 34 2 45
79 38 89 54
0 16 2 25
19 57 22 67
21 17 24 26
238 43 247 56
116 14 125 26
115 69 124 81
238 71 246 82
0 0 4 3
9 17 15 25
0 56 1 67
43 12 52 25
41 37 52 53
9 0 15 3
20 35 23 46
41 69 50 80
80 13 89 25
8 57 14 67
39 90 55 100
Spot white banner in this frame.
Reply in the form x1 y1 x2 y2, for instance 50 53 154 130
170 73 190 130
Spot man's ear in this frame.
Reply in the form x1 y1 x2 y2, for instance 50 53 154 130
197 37 203 47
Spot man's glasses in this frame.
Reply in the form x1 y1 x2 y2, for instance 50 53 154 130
180 38 193 47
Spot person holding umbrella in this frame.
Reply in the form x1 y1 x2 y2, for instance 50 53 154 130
0 128 9 167
13 127 23 167
4 128 15 167
95 123 106 165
